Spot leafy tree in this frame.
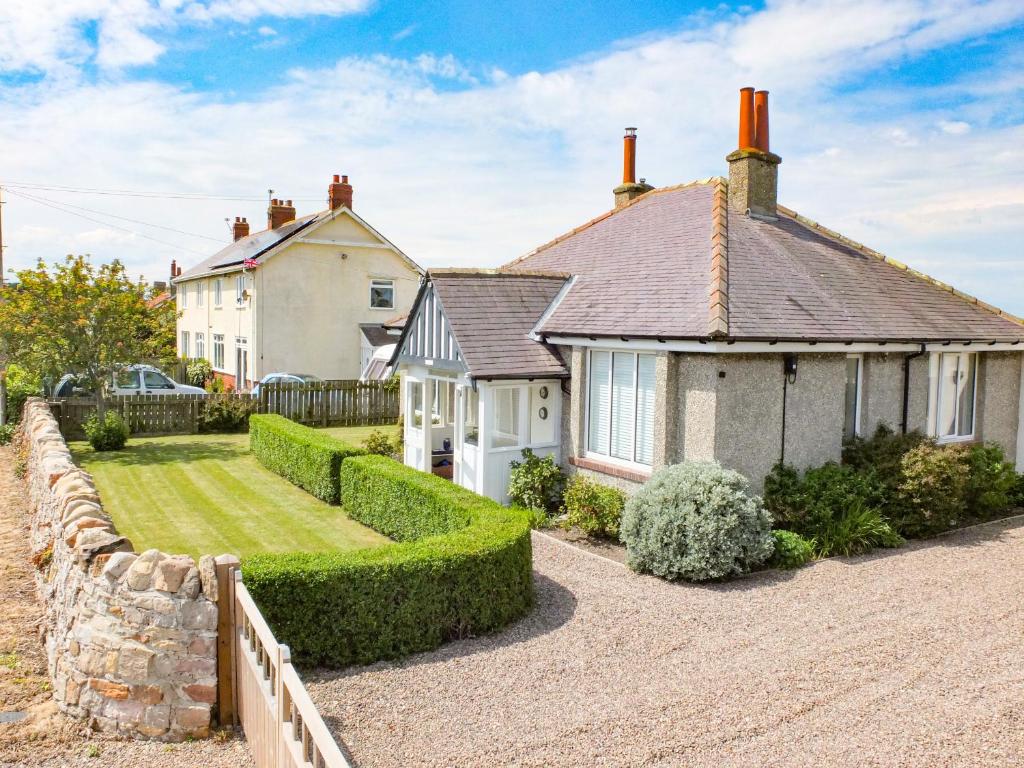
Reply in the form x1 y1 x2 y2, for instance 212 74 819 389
144 287 180 371
0 256 156 415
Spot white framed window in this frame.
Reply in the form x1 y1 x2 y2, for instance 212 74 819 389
236 275 247 306
491 387 522 449
586 350 656 466
196 281 205 307
463 386 479 446
180 331 190 358
180 285 189 309
213 278 223 307
213 334 225 369
409 380 424 427
843 354 863 441
929 352 977 442
195 332 205 360
369 279 395 310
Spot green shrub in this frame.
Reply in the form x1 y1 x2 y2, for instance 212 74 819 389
561 474 625 539
0 423 15 446
620 461 774 582
245 455 533 667
508 448 565 513
249 414 364 503
842 424 927 499
82 411 129 451
1012 474 1024 509
198 397 252 433
186 358 213 388
764 461 884 538
3 365 41 423
894 442 969 537
814 499 903 557
768 530 815 569
362 429 397 457
963 443 1017 520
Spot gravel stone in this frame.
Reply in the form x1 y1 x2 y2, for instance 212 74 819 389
309 522 1024 768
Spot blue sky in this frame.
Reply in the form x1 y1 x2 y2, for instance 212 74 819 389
0 0 1022 313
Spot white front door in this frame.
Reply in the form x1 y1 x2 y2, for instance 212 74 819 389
235 339 248 391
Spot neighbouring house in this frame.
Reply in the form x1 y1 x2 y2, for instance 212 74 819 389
392 89 1024 502
174 175 422 389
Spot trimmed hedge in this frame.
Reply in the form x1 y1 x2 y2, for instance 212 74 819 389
249 414 364 503
243 453 534 667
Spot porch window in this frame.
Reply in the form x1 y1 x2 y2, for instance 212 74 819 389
587 350 656 466
843 354 863 441
932 352 976 441
409 380 424 427
491 387 521 449
463 387 479 445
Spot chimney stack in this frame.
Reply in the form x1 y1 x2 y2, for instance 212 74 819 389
232 216 250 241
726 87 781 218
613 128 653 208
268 198 296 229
328 173 354 211
170 260 177 281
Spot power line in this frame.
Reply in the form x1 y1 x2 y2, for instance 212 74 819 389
5 188 225 243
0 180 324 202
4 187 210 257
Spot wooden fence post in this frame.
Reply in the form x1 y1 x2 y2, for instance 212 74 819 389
214 554 241 728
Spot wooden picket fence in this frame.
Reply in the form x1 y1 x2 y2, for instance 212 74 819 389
47 380 399 438
257 381 399 427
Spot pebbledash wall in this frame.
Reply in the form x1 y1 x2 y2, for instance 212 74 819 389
22 398 220 740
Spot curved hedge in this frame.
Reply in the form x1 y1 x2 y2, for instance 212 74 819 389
249 414 364 503
243 442 533 667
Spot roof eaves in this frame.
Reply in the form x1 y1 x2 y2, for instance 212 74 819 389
776 204 1024 327
707 177 729 339
504 177 724 269
430 267 571 279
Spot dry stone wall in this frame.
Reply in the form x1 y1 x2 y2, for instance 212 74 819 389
21 398 220 740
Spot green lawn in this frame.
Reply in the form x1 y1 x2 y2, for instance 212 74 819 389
69 424 399 561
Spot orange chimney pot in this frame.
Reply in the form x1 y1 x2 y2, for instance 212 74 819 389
738 87 755 149
622 127 638 185
754 90 770 152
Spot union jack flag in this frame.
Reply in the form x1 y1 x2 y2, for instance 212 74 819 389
242 258 259 270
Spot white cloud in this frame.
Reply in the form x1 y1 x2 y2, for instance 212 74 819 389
939 119 971 135
257 25 278 36
1 0 1022 312
0 0 372 74
392 24 416 42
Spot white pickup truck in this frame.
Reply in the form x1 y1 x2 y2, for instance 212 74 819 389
111 365 208 397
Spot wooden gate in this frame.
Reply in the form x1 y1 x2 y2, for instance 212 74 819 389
219 563 352 768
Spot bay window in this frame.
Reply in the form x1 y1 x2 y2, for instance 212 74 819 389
931 352 977 441
587 350 656 466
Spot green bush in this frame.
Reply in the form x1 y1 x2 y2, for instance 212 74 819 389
764 461 884 538
249 414 364 503
894 442 969 537
1012 474 1024 509
244 454 533 667
3 365 41 423
362 429 397 457
963 443 1017 520
842 424 927 491
82 411 129 451
620 461 774 582
508 448 565 513
0 423 15 446
186 358 213 387
561 474 625 539
198 397 252 433
768 530 815 569
814 499 903 557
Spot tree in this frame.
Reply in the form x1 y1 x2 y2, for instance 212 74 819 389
0 256 155 414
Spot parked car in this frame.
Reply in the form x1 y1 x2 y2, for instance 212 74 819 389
52 373 95 398
251 372 323 398
111 365 207 397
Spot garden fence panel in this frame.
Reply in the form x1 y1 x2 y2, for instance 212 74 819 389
230 570 352 768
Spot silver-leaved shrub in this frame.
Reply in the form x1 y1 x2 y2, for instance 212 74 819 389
620 461 774 582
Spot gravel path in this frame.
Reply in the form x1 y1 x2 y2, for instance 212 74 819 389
309 522 1024 768
0 443 253 768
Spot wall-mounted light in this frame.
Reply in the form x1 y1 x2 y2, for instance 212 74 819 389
783 354 798 384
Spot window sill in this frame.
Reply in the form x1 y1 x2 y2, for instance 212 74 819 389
569 455 651 484
935 435 978 446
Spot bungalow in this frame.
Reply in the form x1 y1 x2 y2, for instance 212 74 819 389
174 175 421 389
392 89 1024 502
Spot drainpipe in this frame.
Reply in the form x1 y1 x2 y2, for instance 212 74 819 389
901 344 927 434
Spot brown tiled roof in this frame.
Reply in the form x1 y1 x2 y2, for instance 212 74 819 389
359 323 395 348
507 181 1024 343
146 291 171 310
430 271 569 379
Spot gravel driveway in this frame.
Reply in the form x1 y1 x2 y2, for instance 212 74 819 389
309 521 1024 768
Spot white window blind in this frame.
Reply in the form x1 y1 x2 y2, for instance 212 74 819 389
610 352 636 461
588 351 611 454
934 352 977 440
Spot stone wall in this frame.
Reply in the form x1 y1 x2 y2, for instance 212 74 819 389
21 399 219 740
